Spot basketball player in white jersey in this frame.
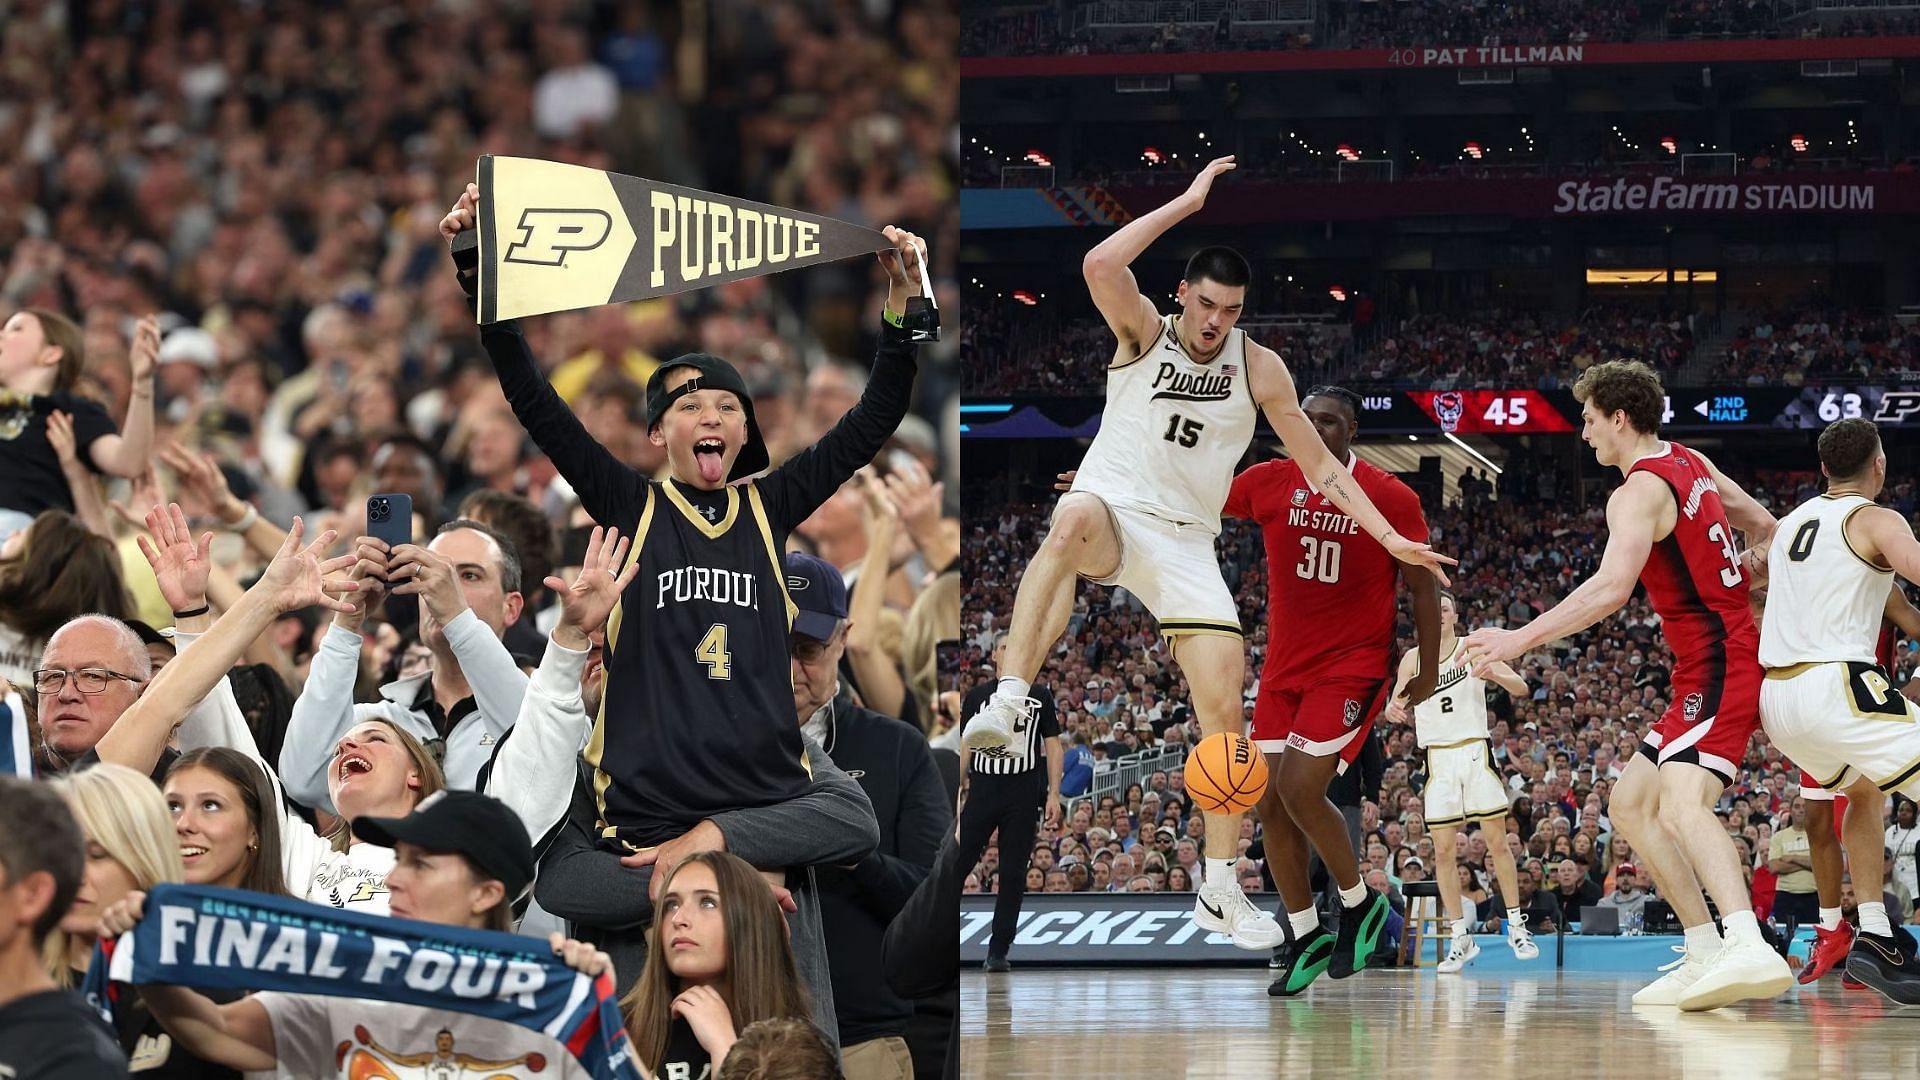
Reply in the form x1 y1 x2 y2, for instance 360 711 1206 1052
960 155 1455 948
1756 417 1920 1001
1383 591 1538 972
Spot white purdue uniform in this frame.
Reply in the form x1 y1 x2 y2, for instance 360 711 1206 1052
1068 314 1255 636
1416 640 1509 826
1759 493 1920 796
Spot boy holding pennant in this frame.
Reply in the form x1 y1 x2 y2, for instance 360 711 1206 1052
440 180 926 855
95 794 646 1080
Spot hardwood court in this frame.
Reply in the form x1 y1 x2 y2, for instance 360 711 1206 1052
964 968 1920 1079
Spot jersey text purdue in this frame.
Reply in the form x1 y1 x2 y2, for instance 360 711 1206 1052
655 566 761 610
1149 362 1232 403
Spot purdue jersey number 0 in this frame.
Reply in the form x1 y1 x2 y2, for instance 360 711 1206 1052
584 481 811 850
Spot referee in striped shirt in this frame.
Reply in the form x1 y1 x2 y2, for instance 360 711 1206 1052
958 639 1061 972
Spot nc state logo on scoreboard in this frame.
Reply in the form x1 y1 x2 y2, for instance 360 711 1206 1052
1432 391 1465 433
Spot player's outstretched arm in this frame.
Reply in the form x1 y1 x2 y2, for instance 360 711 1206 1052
1381 648 1420 726
1083 156 1235 353
1696 450 1778 548
1248 345 1456 583
1485 661 1531 699
1462 475 1662 671
1403 563 1443 705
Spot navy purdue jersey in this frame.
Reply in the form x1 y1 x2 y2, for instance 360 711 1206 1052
586 480 809 849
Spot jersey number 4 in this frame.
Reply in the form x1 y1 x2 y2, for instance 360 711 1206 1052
1296 537 1342 583
697 624 733 680
1162 414 1205 447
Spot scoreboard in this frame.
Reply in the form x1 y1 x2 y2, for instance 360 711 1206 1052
961 386 1920 439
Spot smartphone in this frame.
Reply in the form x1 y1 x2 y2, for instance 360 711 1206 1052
366 492 417 632
366 492 413 550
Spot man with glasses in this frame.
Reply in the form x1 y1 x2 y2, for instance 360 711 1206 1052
783 552 950 1080
30 615 155 779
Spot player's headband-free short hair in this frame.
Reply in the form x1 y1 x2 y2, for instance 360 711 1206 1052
1182 246 1250 290
1302 385 1362 419
1817 417 1881 480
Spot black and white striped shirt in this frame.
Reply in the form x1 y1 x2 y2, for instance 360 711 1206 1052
962 680 1059 775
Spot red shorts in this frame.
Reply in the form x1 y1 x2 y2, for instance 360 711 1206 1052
1640 655 1762 785
1252 676 1388 772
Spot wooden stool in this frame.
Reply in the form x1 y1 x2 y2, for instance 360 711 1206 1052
1401 880 1444 968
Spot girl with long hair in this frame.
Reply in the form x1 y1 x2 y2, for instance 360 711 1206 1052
0 508 131 686
164 747 290 897
623 851 813 1076
45 763 184 988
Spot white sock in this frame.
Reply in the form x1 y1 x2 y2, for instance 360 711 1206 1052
1506 907 1524 931
1451 918 1473 939
1290 908 1320 938
994 676 1031 704
1721 910 1762 946
1819 906 1844 931
1205 857 1233 887
1337 880 1368 908
1860 901 1893 937
1683 922 1724 956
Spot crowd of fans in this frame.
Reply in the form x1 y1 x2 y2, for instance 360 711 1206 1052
960 458 1920 954
962 0 1920 58
0 2 962 1078
1710 306 1920 385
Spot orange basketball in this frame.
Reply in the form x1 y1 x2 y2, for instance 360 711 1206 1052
1184 733 1268 814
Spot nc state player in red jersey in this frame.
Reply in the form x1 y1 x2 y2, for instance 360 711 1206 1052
1463 360 1792 1012
1224 387 1443 993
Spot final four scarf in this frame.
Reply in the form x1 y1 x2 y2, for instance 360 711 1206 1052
89 883 644 1080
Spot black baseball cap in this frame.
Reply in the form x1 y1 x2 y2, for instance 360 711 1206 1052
784 552 848 642
354 790 535 898
644 353 770 481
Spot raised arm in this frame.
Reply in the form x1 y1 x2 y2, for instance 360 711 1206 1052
1403 563 1443 706
96 511 357 774
485 527 639 842
1083 156 1236 354
1462 475 1665 671
844 471 907 719
441 183 647 531
86 314 159 478
46 410 112 537
1249 345 1454 582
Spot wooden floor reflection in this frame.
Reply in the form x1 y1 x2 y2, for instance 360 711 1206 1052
963 968 1920 1079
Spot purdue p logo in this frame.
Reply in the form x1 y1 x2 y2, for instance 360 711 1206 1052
503 208 613 266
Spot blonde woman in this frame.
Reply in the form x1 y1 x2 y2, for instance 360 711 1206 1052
50 764 246 1078
45 763 183 988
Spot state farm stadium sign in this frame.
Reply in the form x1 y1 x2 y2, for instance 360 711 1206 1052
1552 176 1878 215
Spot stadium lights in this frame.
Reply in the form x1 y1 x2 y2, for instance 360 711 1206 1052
1336 143 1360 161
1328 285 1348 301
1024 150 1052 167
1012 290 1038 306
1660 136 1677 155
1464 141 1484 159
1790 133 1808 152
1444 432 1503 476
1143 146 1164 164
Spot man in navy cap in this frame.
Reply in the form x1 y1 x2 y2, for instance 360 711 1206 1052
785 552 951 1080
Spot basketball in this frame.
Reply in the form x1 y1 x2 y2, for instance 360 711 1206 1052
1185 733 1268 814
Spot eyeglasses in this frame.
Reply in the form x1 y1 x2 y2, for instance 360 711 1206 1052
790 636 832 663
33 668 142 695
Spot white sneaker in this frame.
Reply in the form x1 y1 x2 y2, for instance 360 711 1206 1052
1508 914 1540 960
1675 937 1793 1012
1437 935 1480 973
1632 943 1719 1006
961 695 1037 756
1193 883 1286 950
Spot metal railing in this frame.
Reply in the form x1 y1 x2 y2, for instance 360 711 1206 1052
1069 743 1188 816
